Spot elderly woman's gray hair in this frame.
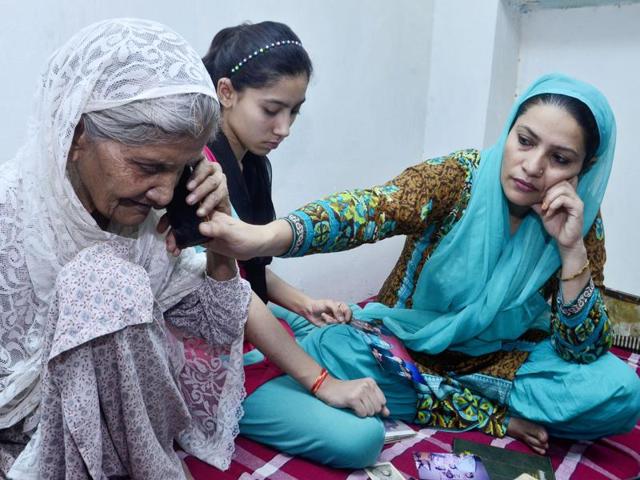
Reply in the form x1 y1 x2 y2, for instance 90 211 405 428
82 92 219 145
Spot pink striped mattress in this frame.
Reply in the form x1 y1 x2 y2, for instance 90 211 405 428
183 347 640 480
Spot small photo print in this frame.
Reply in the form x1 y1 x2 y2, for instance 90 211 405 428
383 418 417 444
365 461 406 480
414 452 490 480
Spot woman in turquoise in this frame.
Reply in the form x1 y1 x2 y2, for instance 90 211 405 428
204 74 640 467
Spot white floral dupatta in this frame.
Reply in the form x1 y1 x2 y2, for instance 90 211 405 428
0 18 245 473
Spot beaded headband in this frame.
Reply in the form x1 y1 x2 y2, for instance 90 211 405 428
229 40 303 75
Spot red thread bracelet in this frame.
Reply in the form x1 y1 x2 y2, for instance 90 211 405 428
310 368 329 395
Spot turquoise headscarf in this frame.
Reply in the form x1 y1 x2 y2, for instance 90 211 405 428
354 73 616 356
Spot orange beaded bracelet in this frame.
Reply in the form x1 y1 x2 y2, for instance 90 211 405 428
310 368 329 396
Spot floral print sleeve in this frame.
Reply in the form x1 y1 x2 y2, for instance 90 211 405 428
165 274 251 347
281 150 478 257
550 212 612 364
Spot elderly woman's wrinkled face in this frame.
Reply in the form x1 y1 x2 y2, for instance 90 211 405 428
501 103 586 217
68 131 206 227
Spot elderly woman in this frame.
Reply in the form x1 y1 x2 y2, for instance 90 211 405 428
0 19 386 479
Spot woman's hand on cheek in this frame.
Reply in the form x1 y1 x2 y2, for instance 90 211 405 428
188 159 232 217
532 176 584 250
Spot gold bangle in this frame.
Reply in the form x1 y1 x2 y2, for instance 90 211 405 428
560 258 590 281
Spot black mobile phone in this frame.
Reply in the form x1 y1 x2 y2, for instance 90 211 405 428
166 165 209 249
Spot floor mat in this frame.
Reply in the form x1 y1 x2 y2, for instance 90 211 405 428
184 348 640 480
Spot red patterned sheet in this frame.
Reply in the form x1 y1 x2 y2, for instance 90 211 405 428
184 348 640 480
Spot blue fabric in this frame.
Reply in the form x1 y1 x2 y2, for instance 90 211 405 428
509 339 640 439
353 73 616 357
242 304 315 367
240 320 416 468
240 374 384 468
241 320 640 465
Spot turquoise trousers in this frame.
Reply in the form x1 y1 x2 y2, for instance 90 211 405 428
239 306 640 468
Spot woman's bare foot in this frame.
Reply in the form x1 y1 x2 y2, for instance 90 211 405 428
507 416 549 455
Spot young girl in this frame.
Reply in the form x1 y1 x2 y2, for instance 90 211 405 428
172 22 387 470
202 21 350 324
202 73 640 466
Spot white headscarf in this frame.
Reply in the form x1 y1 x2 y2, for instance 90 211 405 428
0 18 215 430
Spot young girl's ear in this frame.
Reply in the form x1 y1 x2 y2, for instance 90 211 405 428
216 78 235 109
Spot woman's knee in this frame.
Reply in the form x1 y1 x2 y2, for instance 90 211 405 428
510 351 640 439
241 381 385 468
545 359 640 438
608 364 640 431
318 415 385 468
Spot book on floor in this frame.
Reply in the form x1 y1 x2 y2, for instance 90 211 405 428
383 418 417 444
453 438 555 480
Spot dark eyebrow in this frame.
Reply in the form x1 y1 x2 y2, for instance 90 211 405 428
517 125 540 142
552 145 580 157
263 98 306 109
517 125 579 158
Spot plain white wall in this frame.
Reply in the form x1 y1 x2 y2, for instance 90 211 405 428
518 2 640 295
0 0 433 301
266 2 433 301
422 0 521 155
422 0 502 159
483 0 520 147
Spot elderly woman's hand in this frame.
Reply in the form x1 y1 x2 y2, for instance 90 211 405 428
157 157 231 256
187 157 231 217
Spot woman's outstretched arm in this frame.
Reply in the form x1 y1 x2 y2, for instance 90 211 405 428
202 153 472 261
244 292 389 418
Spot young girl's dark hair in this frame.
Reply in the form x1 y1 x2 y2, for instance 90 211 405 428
512 93 600 169
202 21 313 92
